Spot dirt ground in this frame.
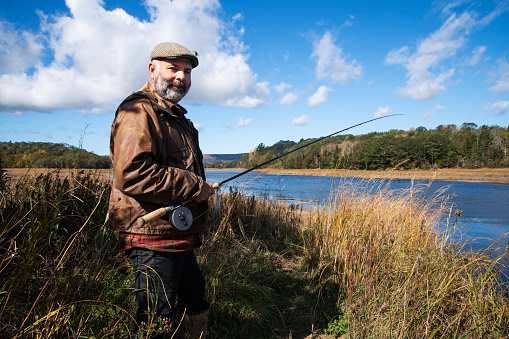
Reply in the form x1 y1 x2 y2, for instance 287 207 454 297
5 167 509 185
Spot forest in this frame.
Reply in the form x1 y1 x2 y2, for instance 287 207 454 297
2 123 508 170
217 123 509 170
0 141 110 169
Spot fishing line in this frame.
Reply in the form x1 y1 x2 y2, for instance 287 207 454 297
212 114 402 189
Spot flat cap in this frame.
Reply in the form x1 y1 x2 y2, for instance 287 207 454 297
150 42 199 68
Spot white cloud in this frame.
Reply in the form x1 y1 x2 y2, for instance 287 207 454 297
237 116 253 127
307 85 332 107
274 82 291 94
463 45 486 66
311 31 362 84
488 58 509 95
423 109 434 119
0 22 44 73
385 12 476 100
374 106 391 118
193 122 203 131
486 101 509 115
292 115 310 126
434 103 446 111
280 92 298 105
0 0 269 114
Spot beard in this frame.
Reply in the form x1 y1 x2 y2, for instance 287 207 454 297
153 73 190 104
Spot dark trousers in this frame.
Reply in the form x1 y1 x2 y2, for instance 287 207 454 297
126 248 206 323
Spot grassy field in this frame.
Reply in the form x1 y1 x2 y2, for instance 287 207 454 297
0 168 508 338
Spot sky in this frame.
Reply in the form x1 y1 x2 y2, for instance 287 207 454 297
1 0 508 156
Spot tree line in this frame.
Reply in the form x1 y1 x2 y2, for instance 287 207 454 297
221 123 509 170
0 141 111 169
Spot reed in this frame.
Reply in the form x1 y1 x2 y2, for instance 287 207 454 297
0 169 507 338
0 170 133 338
304 178 509 338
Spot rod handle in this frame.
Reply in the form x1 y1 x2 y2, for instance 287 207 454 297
137 207 169 226
212 183 220 189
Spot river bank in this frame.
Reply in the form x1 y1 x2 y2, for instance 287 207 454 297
5 167 509 185
208 167 509 185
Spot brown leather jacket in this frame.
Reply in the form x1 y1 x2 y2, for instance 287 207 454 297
108 83 208 235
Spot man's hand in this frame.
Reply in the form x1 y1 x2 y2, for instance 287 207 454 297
194 181 215 203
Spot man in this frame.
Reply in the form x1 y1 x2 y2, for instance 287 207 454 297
109 42 215 338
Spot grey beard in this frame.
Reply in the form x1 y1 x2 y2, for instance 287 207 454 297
154 74 189 103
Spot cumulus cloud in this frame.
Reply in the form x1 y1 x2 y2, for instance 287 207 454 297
307 85 332 107
237 116 253 127
292 115 310 126
0 0 269 114
280 92 298 105
311 31 362 84
374 106 391 118
488 58 509 95
0 22 44 73
274 82 291 94
486 101 509 115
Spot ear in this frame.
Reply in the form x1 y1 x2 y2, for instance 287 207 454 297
148 62 156 80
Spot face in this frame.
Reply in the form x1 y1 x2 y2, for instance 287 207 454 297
149 57 192 103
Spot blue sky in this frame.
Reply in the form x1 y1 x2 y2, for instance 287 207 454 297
1 0 508 156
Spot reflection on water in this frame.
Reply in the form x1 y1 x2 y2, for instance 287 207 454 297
206 169 509 264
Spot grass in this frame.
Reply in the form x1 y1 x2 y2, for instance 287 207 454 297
0 169 507 338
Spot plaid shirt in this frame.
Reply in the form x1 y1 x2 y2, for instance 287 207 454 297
118 232 202 252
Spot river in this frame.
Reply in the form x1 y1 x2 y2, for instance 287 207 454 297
206 169 509 259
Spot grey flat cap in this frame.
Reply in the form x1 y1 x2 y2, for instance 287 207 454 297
150 42 199 68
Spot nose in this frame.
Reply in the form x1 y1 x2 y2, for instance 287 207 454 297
175 70 186 81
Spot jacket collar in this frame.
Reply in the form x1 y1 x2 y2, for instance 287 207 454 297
139 82 188 118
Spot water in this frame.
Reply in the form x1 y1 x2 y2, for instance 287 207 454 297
206 169 509 258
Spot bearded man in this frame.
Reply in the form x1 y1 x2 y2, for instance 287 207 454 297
109 42 215 338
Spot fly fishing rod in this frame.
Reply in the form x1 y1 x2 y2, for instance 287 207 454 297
137 114 401 227
211 114 401 189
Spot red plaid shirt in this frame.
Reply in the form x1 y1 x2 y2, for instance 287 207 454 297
118 232 202 252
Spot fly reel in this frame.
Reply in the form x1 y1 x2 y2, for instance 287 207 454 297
137 204 193 231
168 205 193 231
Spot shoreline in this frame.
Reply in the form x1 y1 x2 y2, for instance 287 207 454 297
207 168 509 185
6 167 509 185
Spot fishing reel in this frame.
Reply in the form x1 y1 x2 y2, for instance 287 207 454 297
137 204 193 231
167 205 193 231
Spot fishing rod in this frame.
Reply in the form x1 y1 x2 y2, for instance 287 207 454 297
212 114 401 189
137 114 401 228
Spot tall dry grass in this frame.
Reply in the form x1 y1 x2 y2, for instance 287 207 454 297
304 178 509 338
0 168 507 338
0 170 133 338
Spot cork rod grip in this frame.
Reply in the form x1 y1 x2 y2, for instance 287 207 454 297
137 207 169 227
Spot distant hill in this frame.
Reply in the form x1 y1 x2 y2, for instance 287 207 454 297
0 141 110 169
203 153 246 163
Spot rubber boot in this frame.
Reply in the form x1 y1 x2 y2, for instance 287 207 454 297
180 301 210 339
